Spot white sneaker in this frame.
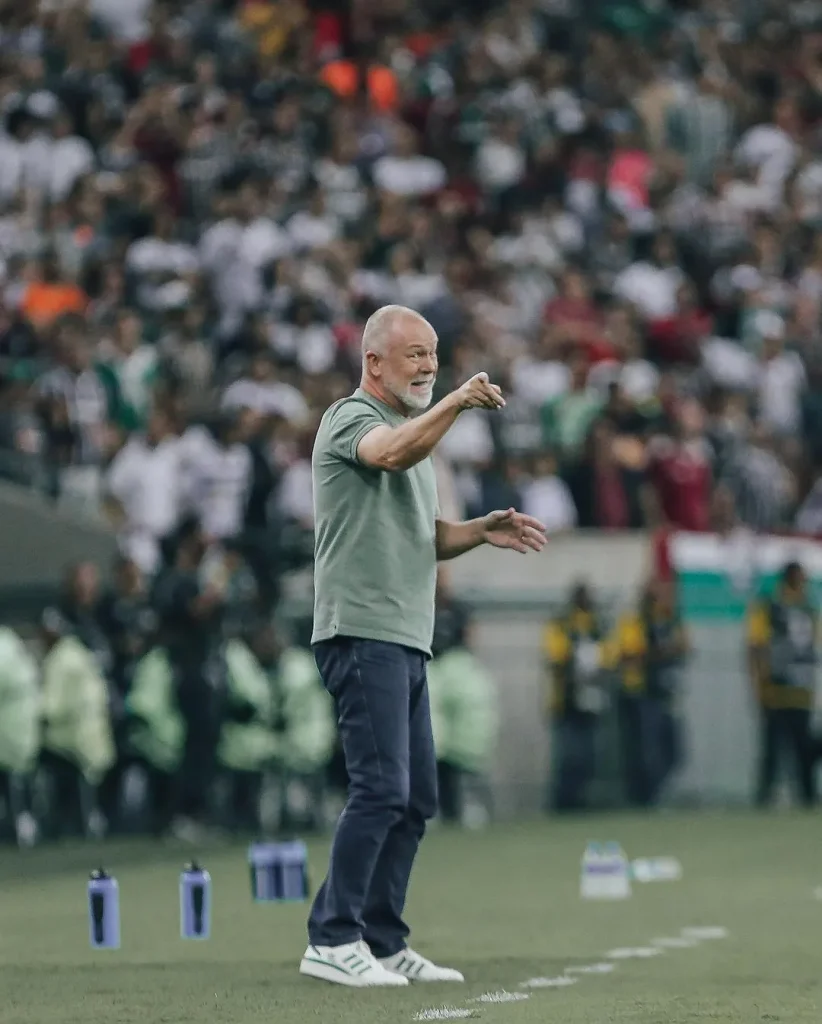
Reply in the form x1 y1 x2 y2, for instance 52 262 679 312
299 940 410 987
379 948 465 983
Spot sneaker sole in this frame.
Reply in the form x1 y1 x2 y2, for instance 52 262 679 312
383 969 466 983
299 958 409 988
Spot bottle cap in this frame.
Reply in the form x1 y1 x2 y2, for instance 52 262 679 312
185 861 201 873
90 868 109 880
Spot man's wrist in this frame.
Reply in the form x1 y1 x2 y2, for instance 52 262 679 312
442 390 464 414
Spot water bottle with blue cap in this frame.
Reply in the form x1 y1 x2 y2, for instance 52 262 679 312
180 862 211 939
88 868 120 949
249 840 309 902
580 841 632 900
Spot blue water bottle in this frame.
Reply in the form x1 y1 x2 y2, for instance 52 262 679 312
248 841 309 903
88 869 120 949
180 862 211 940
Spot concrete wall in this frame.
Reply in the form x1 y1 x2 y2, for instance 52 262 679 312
0 482 116 588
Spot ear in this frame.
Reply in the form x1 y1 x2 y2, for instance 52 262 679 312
365 350 382 378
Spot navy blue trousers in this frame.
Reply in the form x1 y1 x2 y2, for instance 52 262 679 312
308 637 438 957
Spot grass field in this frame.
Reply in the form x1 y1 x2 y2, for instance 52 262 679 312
1 812 820 1024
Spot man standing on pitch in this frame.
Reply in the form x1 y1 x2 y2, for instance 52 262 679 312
300 305 547 987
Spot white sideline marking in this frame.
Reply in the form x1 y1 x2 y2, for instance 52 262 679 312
680 926 729 940
606 947 663 959
651 937 700 949
814 888 822 901
565 962 616 975
413 923 726 1018
413 1009 475 1021
520 976 577 989
473 991 530 1004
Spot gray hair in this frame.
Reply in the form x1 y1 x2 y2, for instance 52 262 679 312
361 305 435 358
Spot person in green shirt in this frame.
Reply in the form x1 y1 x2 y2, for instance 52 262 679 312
301 304 546 989
97 309 159 432
541 350 604 460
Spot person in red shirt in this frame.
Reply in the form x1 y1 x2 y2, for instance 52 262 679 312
648 281 713 367
544 269 611 363
647 398 712 532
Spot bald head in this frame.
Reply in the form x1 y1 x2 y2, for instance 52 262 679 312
360 305 438 413
361 305 435 358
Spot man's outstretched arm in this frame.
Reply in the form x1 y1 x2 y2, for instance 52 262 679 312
435 509 547 561
357 373 504 472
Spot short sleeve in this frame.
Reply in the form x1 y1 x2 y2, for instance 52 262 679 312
542 622 571 664
105 442 135 501
747 603 771 647
326 400 386 464
618 614 647 658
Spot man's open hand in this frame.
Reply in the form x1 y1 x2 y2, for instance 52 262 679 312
482 508 547 554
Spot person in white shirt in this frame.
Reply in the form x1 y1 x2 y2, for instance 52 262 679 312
372 125 447 197
49 111 95 202
588 310 660 403
90 0 151 41
221 349 309 426
521 452 577 533
286 187 340 253
178 410 253 542
104 407 183 575
511 326 572 408
474 118 527 192
613 232 684 320
126 208 199 310
757 321 806 437
734 98 799 207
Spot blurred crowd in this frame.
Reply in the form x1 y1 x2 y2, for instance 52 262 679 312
4 0 822 555
5 0 822 839
0 548 496 845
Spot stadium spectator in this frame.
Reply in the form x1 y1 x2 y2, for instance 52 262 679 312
39 607 116 839
0 626 40 847
543 582 609 812
95 555 157 831
747 560 818 808
429 571 497 828
5 0 822 841
104 405 184 575
612 577 690 808
151 517 229 840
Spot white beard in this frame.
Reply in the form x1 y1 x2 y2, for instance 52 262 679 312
395 380 435 411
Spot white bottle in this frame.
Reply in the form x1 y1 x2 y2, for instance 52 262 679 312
580 841 632 900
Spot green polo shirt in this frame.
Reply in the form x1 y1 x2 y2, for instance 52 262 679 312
311 389 439 655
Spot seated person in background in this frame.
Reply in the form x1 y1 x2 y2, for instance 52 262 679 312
151 517 230 842
127 643 184 836
543 582 609 812
39 608 115 839
428 571 498 829
0 626 40 846
95 556 158 833
59 561 111 675
246 622 336 833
